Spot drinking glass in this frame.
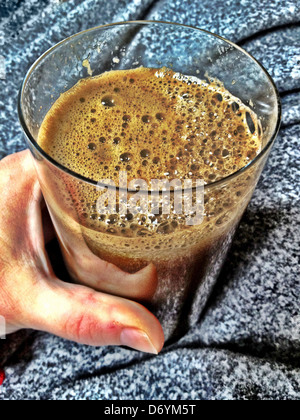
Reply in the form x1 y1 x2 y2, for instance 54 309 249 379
18 21 281 342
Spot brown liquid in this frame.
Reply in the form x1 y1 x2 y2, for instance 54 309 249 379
37 68 263 341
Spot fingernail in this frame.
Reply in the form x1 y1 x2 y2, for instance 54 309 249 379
120 328 159 355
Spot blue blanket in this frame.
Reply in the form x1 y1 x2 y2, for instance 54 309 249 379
0 0 299 400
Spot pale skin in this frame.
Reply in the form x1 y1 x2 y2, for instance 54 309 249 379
0 150 164 354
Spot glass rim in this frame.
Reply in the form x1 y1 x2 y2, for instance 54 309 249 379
18 19 282 192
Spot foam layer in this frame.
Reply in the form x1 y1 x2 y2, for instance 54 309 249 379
38 67 261 185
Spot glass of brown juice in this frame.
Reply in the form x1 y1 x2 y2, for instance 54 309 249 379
18 22 281 343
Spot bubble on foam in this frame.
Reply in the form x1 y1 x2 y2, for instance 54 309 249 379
101 96 116 107
140 149 151 158
142 115 152 123
156 113 165 121
120 153 132 162
88 143 96 151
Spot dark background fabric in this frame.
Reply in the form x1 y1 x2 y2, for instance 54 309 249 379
0 0 299 400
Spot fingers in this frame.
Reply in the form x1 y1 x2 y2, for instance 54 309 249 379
25 276 164 353
65 249 159 301
49 184 159 300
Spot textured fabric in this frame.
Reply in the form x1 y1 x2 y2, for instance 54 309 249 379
0 0 299 400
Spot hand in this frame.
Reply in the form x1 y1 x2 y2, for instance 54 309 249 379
0 151 164 354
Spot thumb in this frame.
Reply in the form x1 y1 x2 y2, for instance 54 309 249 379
25 275 164 354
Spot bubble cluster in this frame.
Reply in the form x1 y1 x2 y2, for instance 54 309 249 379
38 67 262 241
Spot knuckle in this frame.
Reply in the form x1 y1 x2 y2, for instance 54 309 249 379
62 290 103 344
63 311 99 344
